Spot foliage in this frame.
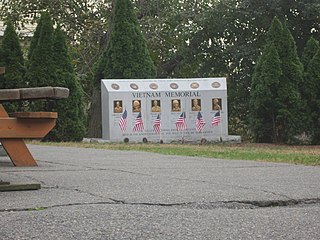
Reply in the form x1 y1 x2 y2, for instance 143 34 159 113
305 48 320 144
89 0 156 137
301 37 320 141
44 25 86 142
26 13 56 88
0 19 26 112
27 14 44 62
250 43 282 142
250 17 305 144
185 0 320 136
95 0 156 84
2 0 320 142
0 0 112 99
301 37 320 70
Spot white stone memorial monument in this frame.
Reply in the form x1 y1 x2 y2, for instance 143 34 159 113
101 78 238 142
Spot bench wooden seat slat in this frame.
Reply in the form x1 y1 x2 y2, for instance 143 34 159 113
0 86 69 102
9 112 58 119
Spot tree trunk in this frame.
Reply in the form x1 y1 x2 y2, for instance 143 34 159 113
87 87 102 138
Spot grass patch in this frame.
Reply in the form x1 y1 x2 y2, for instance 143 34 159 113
32 141 320 166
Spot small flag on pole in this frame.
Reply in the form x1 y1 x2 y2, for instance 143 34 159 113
176 112 187 131
153 114 161 134
196 112 205 132
211 111 221 127
118 109 128 132
133 112 144 132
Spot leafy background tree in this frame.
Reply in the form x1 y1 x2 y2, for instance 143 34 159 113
1 0 320 143
0 20 26 112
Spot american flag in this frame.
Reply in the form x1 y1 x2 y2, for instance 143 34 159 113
133 112 144 132
176 112 187 131
211 111 221 127
118 109 128 132
196 112 205 132
153 114 161 134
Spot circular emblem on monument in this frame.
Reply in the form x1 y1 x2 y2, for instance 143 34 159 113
211 82 221 88
130 83 139 90
190 82 199 89
149 83 158 90
111 83 120 90
170 83 179 89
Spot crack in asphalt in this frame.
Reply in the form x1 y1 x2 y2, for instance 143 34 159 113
1 198 319 213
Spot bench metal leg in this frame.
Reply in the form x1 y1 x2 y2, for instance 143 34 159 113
1 139 38 166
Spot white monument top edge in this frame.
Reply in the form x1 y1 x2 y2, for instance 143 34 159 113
101 77 227 92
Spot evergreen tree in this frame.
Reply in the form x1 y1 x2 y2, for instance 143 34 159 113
274 22 306 143
26 12 55 88
250 17 305 143
95 0 156 85
0 20 26 112
89 0 156 137
45 25 86 141
26 12 56 110
250 43 282 142
27 15 44 62
305 48 320 144
301 37 320 138
301 37 319 70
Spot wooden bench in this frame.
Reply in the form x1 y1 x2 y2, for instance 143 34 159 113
0 86 69 167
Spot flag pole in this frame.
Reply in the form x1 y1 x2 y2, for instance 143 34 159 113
219 111 222 142
182 110 185 143
159 114 162 143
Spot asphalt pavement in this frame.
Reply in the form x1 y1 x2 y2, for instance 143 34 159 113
1 144 319 240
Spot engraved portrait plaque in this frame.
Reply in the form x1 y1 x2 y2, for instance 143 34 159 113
114 100 123 113
151 99 161 112
171 99 181 112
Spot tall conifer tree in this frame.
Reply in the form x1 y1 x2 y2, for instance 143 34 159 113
250 43 282 142
305 48 320 144
27 15 44 62
45 25 86 141
301 37 319 70
96 0 156 83
26 12 56 88
301 37 320 138
250 17 305 143
0 20 26 112
89 0 156 137
26 12 56 111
